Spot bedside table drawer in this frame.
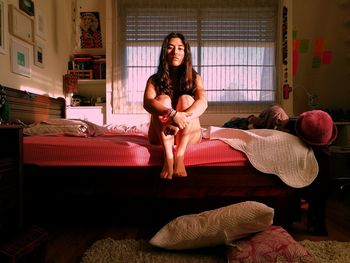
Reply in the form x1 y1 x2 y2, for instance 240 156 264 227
0 212 17 238
0 185 17 212
0 159 17 188
0 126 23 238
0 185 18 237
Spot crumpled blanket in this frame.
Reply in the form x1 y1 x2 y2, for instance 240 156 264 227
23 119 149 137
23 119 90 137
248 104 289 131
203 126 319 188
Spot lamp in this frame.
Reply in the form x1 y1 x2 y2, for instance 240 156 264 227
63 73 78 94
63 74 78 106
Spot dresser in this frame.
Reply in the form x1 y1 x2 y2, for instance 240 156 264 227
0 126 23 238
329 122 350 198
330 122 350 178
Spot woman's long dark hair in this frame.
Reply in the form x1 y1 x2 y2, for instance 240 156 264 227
153 32 197 104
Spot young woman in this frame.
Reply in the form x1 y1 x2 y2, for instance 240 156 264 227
143 32 208 180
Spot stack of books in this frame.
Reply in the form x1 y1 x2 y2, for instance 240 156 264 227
92 55 106 79
67 54 106 80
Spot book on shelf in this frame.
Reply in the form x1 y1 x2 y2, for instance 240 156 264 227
67 54 106 80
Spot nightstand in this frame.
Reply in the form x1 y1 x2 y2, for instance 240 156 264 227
0 126 23 238
0 126 48 263
330 122 350 199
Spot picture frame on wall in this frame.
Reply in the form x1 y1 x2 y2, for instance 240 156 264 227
8 4 34 44
10 39 31 77
34 7 46 40
19 0 34 16
0 0 7 54
79 12 103 49
33 40 44 68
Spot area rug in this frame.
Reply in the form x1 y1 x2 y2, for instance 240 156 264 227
299 240 350 263
81 238 350 263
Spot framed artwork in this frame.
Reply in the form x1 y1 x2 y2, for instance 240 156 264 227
10 39 31 77
33 40 44 68
8 4 34 44
79 12 102 49
0 0 7 54
34 7 46 39
19 0 34 16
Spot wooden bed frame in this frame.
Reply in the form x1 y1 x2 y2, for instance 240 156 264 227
2 85 66 124
3 86 329 234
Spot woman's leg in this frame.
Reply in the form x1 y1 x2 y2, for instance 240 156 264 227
148 95 176 179
174 95 202 177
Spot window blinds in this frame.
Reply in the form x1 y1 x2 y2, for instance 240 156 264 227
113 0 278 114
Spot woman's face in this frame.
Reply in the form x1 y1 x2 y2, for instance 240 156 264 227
166 37 185 67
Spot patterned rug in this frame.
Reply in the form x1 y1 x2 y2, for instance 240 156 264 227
80 238 350 263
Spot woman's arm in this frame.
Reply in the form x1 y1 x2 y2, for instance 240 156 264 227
143 77 170 116
184 74 208 121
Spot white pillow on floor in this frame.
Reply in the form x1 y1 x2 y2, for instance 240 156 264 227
149 201 274 250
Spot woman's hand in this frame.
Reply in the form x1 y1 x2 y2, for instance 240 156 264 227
173 111 192 130
163 124 179 136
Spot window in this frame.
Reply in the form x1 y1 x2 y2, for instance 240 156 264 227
113 0 279 114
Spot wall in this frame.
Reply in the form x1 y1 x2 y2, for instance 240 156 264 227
105 0 295 127
1 0 349 122
0 0 72 98
106 0 350 125
292 0 350 115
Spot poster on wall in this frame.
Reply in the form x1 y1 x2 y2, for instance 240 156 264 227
79 12 102 49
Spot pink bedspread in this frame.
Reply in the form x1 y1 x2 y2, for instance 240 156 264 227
23 134 249 167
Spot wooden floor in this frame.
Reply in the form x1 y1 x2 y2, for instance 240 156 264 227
35 191 350 263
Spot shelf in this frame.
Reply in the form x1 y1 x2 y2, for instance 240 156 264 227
66 105 105 109
78 79 106 85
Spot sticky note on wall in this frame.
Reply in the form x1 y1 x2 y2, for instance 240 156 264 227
314 37 324 56
312 57 322 68
299 39 309 53
322 51 333 64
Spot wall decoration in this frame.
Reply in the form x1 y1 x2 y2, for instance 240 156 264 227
322 51 333 65
299 40 309 53
312 57 321 69
0 0 7 54
79 12 102 49
314 37 325 56
281 6 288 67
281 5 290 100
19 0 34 16
312 37 333 68
8 4 34 44
292 41 299 77
33 40 44 68
34 7 46 39
10 39 31 77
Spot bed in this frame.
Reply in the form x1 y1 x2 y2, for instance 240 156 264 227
3 86 329 233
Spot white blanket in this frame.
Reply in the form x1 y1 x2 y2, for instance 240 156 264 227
203 126 319 188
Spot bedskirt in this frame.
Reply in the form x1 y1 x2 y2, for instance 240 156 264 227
23 164 301 228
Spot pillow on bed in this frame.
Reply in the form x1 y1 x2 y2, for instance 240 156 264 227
23 124 88 136
227 225 317 263
23 119 89 137
149 201 274 250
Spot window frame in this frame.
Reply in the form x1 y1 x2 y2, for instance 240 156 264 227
117 1 280 114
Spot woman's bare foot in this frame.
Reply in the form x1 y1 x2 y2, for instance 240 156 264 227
174 155 187 177
160 157 174 180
